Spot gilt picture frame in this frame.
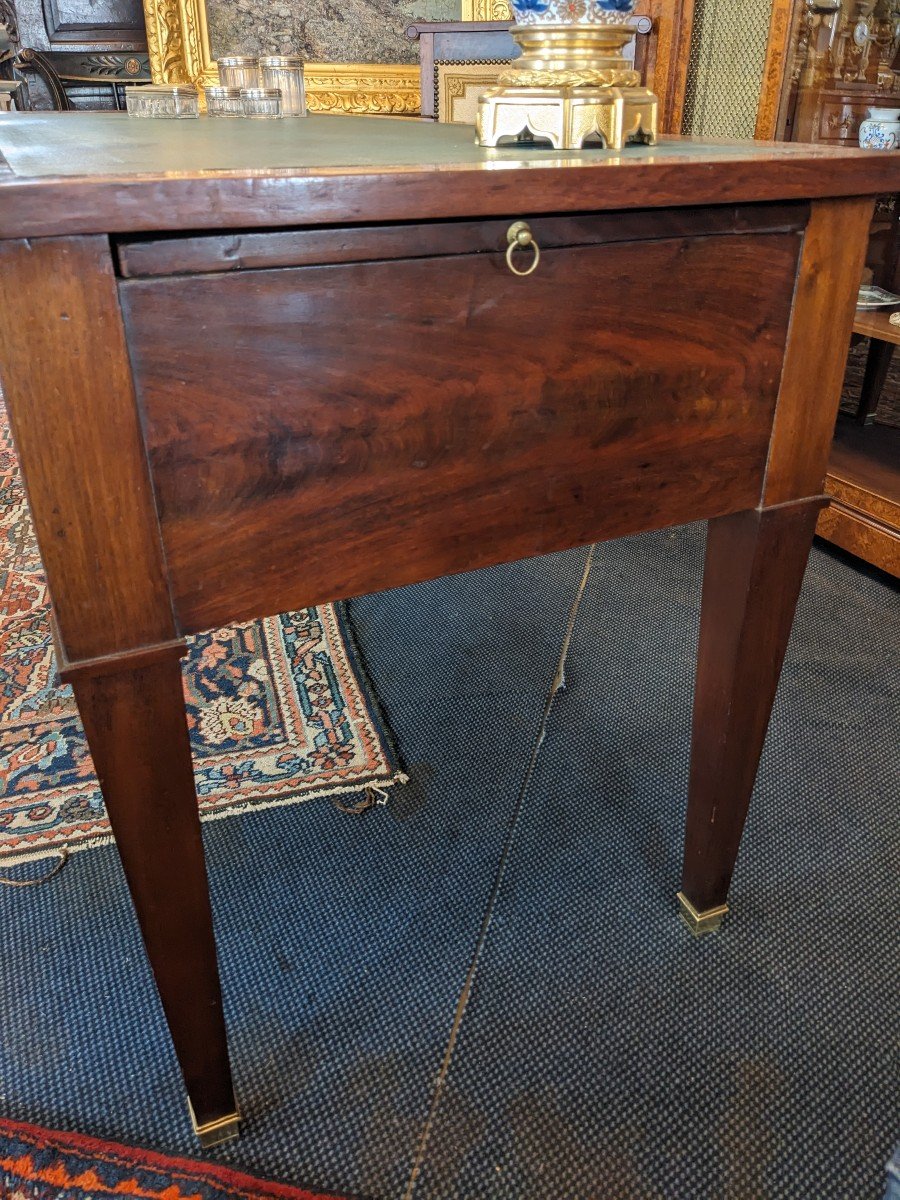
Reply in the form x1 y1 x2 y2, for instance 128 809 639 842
461 0 511 17
435 59 507 122
142 0 421 113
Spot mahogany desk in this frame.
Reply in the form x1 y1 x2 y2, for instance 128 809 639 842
0 113 894 1146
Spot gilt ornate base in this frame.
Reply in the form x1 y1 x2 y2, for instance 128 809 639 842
476 84 657 151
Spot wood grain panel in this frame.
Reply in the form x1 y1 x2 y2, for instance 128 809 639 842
0 235 175 662
818 421 900 577
650 0 694 133
816 499 900 577
121 228 801 634
763 197 875 506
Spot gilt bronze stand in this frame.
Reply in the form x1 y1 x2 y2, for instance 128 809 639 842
476 22 657 150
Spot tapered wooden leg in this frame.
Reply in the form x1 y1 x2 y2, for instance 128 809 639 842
678 501 824 932
71 653 239 1144
0 237 241 1143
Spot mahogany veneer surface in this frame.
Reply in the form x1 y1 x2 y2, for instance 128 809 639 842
120 216 801 632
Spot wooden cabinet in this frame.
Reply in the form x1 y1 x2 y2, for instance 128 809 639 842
794 84 889 145
776 0 900 147
758 0 900 577
7 0 148 110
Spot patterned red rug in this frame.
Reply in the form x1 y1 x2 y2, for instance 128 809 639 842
0 1116 347 1199
0 397 404 868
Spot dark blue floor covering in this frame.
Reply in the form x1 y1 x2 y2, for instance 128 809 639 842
1 527 897 1199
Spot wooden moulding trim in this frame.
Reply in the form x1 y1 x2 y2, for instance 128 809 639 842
754 0 796 141
57 637 189 683
816 500 900 577
296 64 420 116
1 160 897 241
758 493 830 514
826 473 900 526
650 0 694 134
114 203 807 277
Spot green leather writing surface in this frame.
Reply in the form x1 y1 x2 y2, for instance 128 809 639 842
0 111 841 180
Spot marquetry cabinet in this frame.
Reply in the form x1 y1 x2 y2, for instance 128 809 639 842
755 0 900 576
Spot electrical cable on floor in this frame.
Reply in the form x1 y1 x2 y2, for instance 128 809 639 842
401 543 597 1200
0 847 69 887
333 782 395 814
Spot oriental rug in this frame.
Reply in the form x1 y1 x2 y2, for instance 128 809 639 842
0 1117 347 1200
0 399 403 868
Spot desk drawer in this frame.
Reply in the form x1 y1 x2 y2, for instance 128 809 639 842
120 217 801 633
116 205 805 277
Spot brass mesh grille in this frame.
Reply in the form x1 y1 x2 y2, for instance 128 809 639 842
682 0 771 138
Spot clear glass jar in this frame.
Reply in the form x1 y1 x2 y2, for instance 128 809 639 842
258 56 306 116
205 85 243 116
217 56 260 89
125 84 199 119
240 87 282 118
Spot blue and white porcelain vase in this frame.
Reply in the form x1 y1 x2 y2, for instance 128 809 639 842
509 0 634 24
858 107 900 150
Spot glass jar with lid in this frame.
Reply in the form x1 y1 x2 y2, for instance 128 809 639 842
240 86 283 118
258 56 306 115
125 84 199 118
205 85 243 116
217 56 259 89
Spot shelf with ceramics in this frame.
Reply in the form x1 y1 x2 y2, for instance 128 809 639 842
784 0 900 146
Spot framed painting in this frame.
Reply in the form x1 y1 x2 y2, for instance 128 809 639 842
142 0 425 112
144 0 692 124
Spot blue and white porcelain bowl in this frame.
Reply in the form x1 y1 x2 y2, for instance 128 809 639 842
858 106 900 150
511 0 634 26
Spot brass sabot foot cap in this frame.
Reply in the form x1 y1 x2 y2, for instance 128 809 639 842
188 1099 241 1147
676 891 729 937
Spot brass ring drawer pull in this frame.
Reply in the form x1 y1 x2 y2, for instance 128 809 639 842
506 220 541 277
